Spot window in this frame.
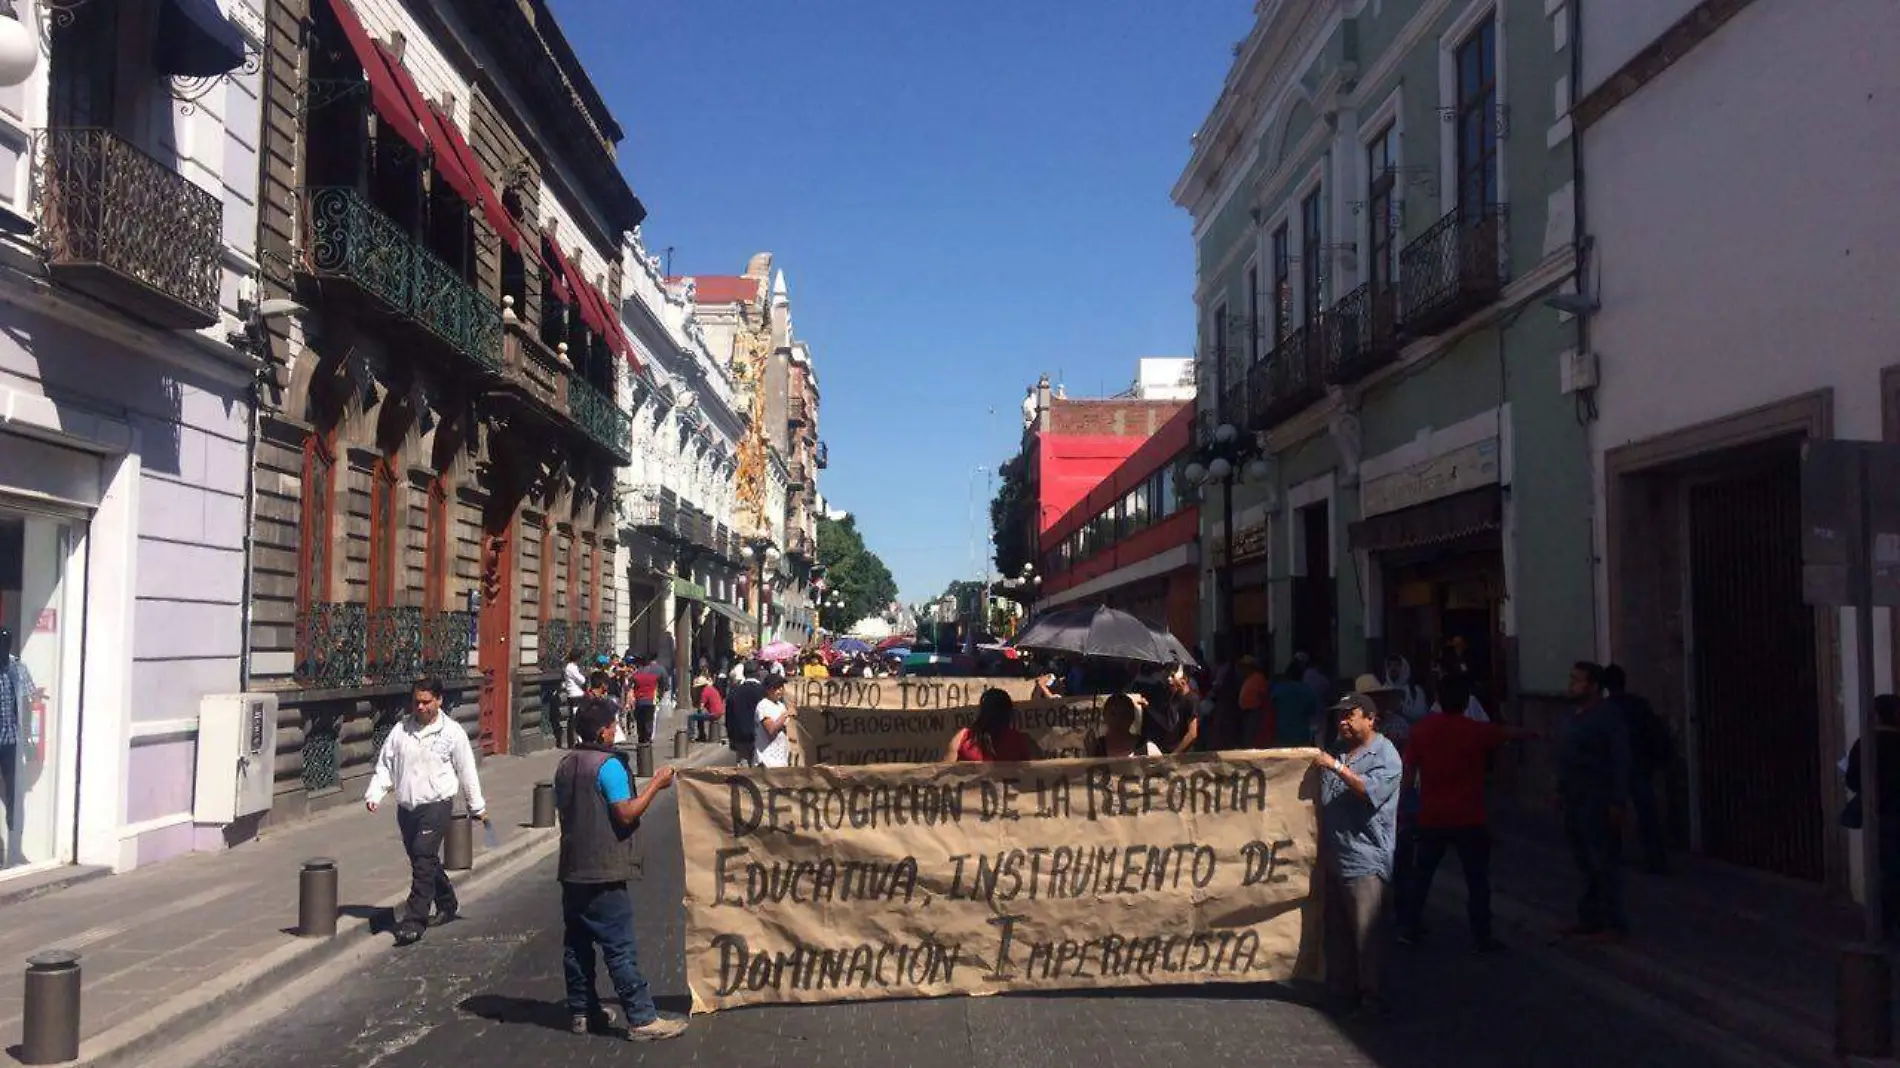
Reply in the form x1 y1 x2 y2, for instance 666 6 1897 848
1301 189 1325 324
1455 18 1499 220
1270 225 1291 342
1246 263 1261 364
298 433 337 610
424 478 450 612
1367 123 1398 292
1160 461 1180 518
539 239 568 350
368 459 402 612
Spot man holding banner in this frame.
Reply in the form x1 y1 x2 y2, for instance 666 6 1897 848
1312 692 1402 1016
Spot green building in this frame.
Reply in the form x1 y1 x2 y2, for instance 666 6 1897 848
1172 0 1592 727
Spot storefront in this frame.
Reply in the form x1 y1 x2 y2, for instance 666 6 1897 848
0 496 84 875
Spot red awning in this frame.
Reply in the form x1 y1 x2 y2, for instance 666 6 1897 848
323 0 428 155
539 237 573 307
549 243 606 337
424 101 520 251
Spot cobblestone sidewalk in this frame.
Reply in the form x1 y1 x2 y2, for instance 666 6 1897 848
0 720 730 1068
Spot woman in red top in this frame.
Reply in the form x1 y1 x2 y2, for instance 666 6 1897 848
945 688 1041 763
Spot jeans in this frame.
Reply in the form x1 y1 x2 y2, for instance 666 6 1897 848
1322 868 1389 1000
1629 766 1668 872
633 703 656 746
396 800 455 929
1564 805 1627 932
561 880 657 1024
1400 825 1492 942
687 713 718 741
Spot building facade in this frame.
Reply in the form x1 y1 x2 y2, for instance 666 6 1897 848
1174 0 1590 723
0 0 263 874
615 227 750 681
244 0 639 822
1579 0 1899 890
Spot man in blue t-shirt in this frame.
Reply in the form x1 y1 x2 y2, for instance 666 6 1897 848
1313 693 1402 1015
554 697 683 1041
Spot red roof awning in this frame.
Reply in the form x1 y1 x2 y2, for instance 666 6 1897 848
539 237 574 307
323 0 428 155
424 101 520 251
546 241 602 335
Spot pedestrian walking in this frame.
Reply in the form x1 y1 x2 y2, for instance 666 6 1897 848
727 662 763 766
628 656 662 745
1602 663 1672 874
1313 692 1401 1016
364 676 486 946
1397 672 1532 950
558 650 587 747
1556 661 1632 941
555 697 687 1041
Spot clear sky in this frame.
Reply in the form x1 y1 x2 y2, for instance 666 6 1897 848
551 0 1252 603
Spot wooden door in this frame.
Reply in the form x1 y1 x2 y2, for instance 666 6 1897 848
478 519 515 755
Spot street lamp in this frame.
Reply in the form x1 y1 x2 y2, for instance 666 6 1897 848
1187 412 1269 658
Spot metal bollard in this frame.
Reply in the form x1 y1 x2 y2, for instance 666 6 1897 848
635 742 654 778
673 728 688 759
531 781 556 828
21 950 80 1065
298 857 339 938
444 812 473 872
1837 942 1894 1057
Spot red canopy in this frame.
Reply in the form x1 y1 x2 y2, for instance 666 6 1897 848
545 241 601 336
424 101 521 252
322 0 428 155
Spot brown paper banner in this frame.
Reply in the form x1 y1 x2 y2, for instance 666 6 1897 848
678 750 1323 1012
785 676 1042 712
787 696 1107 766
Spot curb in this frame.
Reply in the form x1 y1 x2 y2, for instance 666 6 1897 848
54 744 731 1068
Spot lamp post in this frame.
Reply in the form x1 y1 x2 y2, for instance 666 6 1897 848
746 536 778 650
1185 414 1271 656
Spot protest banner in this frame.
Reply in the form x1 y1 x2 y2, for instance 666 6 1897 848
786 696 1106 766
677 750 1322 1011
785 676 1042 712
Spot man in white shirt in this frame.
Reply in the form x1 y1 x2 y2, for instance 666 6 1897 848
366 676 487 945
754 675 796 768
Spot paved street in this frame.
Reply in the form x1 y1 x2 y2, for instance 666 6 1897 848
188 787 1784 1068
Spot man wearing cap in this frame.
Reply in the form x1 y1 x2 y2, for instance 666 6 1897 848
1312 692 1402 1015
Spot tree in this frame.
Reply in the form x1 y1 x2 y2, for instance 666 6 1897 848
989 454 1031 594
816 515 897 634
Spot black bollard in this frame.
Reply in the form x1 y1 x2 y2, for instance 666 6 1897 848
531 781 556 828
21 950 80 1065
1837 942 1893 1057
673 728 688 759
444 812 473 872
635 742 654 778
298 857 338 938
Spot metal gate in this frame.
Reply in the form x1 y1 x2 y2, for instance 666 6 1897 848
1687 447 1823 880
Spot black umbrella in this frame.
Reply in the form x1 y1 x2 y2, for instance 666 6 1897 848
1013 604 1198 667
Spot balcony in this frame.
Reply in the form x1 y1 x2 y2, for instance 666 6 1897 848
567 375 632 464
1324 282 1402 386
301 185 501 374
1220 369 1253 431
37 127 222 329
1400 204 1508 337
815 440 829 469
626 485 681 538
788 459 810 491
367 605 423 683
788 395 810 428
786 529 815 562
295 602 367 689
1256 324 1326 430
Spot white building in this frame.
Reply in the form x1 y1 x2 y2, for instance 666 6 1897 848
0 0 263 875
1133 357 1195 401
617 230 751 674
1580 0 1900 890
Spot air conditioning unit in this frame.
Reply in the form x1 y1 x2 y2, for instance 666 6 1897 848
193 693 281 824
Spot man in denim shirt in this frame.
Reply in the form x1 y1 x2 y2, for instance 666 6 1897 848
1313 693 1402 1014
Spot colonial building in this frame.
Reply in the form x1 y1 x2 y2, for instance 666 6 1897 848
0 0 263 874
1173 0 1590 722
245 0 640 819
615 228 751 681
674 255 823 648
1579 0 1899 890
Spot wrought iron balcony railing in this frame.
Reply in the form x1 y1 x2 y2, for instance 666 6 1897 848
1220 368 1253 431
1399 203 1508 338
1324 281 1402 386
295 601 368 689
1257 323 1326 430
788 395 810 427
815 440 829 469
422 610 473 677
787 529 815 561
788 460 809 491
567 375 632 464
302 186 502 373
37 127 223 329
366 605 424 683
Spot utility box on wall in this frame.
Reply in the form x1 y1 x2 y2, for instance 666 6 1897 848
193 693 281 823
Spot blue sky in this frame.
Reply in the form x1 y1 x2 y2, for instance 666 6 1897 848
552 0 1251 603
